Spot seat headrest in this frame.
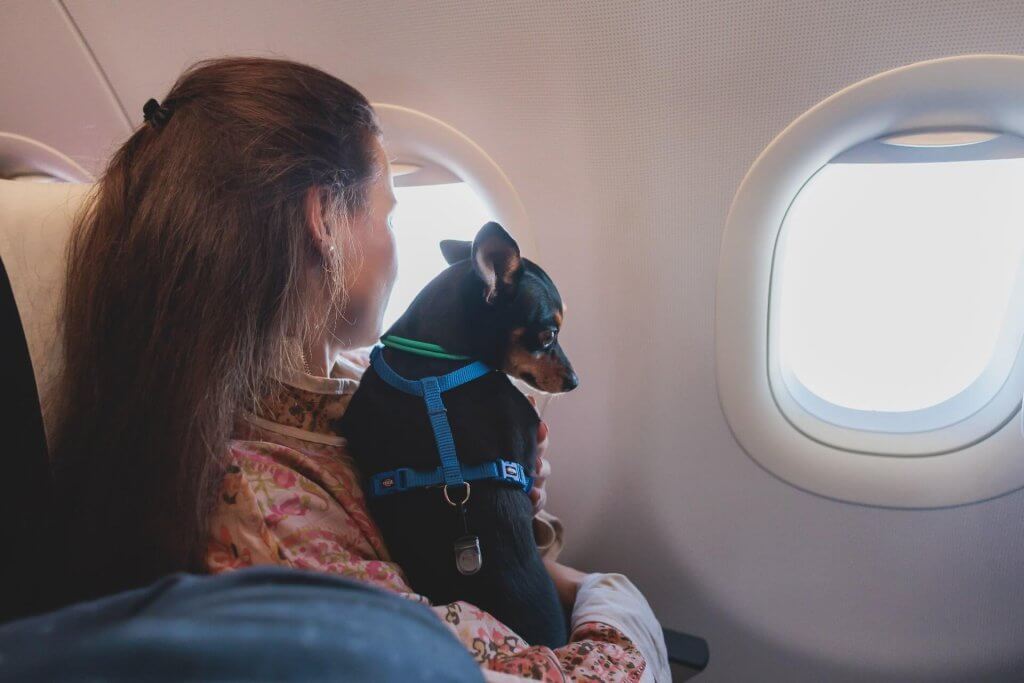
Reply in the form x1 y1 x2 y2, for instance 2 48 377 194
0 179 94 440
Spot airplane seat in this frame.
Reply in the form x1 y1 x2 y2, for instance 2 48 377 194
0 178 91 621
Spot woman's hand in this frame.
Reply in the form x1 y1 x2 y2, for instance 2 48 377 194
544 559 587 611
526 396 550 514
530 420 551 513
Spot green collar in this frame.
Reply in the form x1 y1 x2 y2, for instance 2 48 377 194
380 334 472 361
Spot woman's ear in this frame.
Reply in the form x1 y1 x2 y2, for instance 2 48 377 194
304 186 333 259
471 222 522 305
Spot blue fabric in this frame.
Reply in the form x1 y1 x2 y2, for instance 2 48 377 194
420 375 464 486
0 566 483 682
370 346 492 396
367 346 531 500
371 459 533 497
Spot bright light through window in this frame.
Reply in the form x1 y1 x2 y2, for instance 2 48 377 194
777 154 1024 413
383 182 492 328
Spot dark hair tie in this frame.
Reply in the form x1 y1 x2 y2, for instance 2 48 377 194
142 98 172 128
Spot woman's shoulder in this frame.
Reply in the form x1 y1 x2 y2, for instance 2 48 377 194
213 434 407 589
228 346 377 461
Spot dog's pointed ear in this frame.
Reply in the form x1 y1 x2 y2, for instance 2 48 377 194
440 239 472 265
471 222 522 305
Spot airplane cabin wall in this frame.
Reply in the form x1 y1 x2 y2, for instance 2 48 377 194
3 1 1024 679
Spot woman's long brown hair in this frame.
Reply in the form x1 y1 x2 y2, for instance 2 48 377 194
49 57 381 599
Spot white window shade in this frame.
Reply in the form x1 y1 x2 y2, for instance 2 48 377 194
389 161 461 188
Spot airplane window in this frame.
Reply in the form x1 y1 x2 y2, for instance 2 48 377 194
718 56 1024 507
382 181 492 328
774 132 1024 423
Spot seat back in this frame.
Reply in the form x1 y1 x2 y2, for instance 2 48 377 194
0 179 91 620
0 180 91 439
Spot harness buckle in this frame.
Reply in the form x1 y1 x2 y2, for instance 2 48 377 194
443 482 471 507
496 459 524 486
376 468 411 495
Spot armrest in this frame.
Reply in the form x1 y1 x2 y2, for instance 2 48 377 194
663 627 709 672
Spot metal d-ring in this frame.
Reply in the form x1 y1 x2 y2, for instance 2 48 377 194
443 482 471 507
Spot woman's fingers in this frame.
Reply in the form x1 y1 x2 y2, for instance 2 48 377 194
529 481 548 513
531 457 550 512
535 452 551 480
530 450 547 511
530 420 551 513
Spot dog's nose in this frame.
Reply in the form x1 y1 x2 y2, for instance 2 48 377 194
562 371 579 392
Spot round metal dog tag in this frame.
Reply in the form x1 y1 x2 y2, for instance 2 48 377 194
454 535 483 575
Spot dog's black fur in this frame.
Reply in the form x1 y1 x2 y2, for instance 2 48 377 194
338 222 577 648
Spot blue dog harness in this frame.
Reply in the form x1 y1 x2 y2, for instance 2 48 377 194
366 344 534 575
366 345 534 501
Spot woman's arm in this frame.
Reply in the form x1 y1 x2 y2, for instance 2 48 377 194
529 420 566 561
473 415 668 681
437 562 668 682
569 570 670 682
434 596 650 682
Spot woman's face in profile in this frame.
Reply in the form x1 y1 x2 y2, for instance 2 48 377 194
336 139 398 347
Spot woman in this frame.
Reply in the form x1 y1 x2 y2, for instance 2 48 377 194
51 57 668 681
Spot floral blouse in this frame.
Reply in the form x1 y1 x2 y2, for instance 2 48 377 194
204 351 650 682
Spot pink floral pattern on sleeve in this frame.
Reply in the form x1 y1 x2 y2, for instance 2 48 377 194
207 435 414 596
437 601 645 681
204 358 646 681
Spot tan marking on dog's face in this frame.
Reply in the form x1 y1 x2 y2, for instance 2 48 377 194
502 327 572 393
553 310 563 327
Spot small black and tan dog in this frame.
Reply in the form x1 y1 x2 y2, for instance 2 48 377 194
338 221 577 648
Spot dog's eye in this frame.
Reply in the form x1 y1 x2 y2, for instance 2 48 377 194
539 329 557 348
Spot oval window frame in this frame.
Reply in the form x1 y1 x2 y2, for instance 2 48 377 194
717 54 1024 508
372 104 536 256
